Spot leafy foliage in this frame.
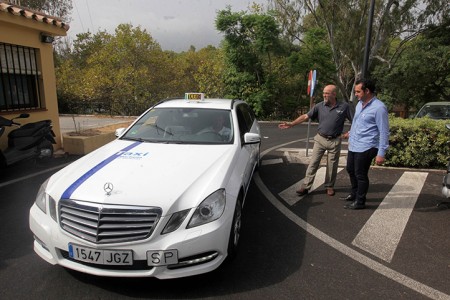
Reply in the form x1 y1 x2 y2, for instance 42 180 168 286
46 3 450 169
55 24 226 116
373 21 450 114
194 46 226 98
386 116 450 169
51 3 448 121
216 8 283 116
271 0 449 102
216 8 333 118
15 0 72 20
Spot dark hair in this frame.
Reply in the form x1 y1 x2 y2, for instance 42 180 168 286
355 78 376 94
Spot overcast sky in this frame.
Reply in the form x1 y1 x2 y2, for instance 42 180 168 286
68 0 268 52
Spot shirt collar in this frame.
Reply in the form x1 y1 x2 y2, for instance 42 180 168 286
324 100 338 108
362 96 375 108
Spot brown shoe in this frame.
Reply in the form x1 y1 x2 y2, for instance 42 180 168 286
326 188 335 196
296 188 309 196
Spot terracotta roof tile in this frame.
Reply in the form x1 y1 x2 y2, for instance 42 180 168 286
0 1 70 31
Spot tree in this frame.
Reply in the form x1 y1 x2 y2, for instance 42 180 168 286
84 24 169 114
193 46 226 98
373 20 450 114
56 24 169 115
56 24 218 115
287 27 336 93
11 0 73 20
271 0 449 102
55 30 112 112
216 7 284 116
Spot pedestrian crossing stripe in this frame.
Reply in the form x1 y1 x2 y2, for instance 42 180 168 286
277 168 429 263
352 171 428 262
279 167 343 206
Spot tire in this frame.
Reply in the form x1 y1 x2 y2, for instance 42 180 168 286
227 197 242 260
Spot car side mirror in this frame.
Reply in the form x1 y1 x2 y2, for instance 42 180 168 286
115 128 126 137
244 132 260 144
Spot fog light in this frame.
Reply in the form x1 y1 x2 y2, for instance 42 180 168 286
34 235 49 252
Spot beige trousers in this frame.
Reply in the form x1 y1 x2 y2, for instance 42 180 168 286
302 134 342 190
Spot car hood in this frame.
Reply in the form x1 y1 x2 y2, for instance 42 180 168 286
47 140 236 216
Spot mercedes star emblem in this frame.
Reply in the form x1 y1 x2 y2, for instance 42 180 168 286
104 182 114 195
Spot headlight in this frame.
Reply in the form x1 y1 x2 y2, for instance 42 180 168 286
187 189 226 228
161 209 190 234
35 178 50 213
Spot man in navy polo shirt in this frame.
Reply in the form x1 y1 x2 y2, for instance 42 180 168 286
279 84 353 197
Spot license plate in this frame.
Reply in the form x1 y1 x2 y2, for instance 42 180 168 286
147 250 178 266
68 244 133 265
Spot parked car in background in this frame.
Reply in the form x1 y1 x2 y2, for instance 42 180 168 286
415 102 450 120
29 93 261 279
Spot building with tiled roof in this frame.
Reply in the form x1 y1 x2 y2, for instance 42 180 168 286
0 1 70 152
0 1 70 31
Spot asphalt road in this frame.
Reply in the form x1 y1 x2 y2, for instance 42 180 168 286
0 122 448 300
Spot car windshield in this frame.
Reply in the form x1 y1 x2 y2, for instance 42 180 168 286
122 107 234 144
416 104 450 120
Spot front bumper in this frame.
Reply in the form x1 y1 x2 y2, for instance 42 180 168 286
442 174 450 198
29 203 232 279
442 186 450 198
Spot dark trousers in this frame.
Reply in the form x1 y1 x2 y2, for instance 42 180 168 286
346 148 378 204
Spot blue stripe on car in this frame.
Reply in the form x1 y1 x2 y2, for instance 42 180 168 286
61 141 141 199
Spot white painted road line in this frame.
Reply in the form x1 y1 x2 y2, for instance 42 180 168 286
277 147 300 163
261 158 283 166
255 172 448 300
257 141 449 299
279 167 343 206
352 171 428 263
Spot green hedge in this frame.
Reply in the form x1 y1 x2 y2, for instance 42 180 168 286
385 116 449 169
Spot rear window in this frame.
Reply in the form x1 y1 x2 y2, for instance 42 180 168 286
416 103 450 120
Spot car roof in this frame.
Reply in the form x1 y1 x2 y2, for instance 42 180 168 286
155 98 243 110
421 102 450 106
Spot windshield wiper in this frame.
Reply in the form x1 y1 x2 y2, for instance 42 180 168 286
122 136 145 142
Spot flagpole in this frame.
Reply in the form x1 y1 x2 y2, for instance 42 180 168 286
305 70 316 157
306 96 313 156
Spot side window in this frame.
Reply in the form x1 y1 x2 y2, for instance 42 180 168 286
236 103 255 142
245 105 256 126
239 104 255 130
236 106 248 140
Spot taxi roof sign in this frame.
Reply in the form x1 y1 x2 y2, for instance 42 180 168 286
185 92 204 101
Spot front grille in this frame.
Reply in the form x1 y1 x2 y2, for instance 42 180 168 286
59 199 162 244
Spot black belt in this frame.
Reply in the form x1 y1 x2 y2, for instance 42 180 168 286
318 132 340 139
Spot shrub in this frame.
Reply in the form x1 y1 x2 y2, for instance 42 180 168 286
386 116 449 169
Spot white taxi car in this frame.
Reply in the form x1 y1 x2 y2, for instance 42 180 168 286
29 93 261 279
